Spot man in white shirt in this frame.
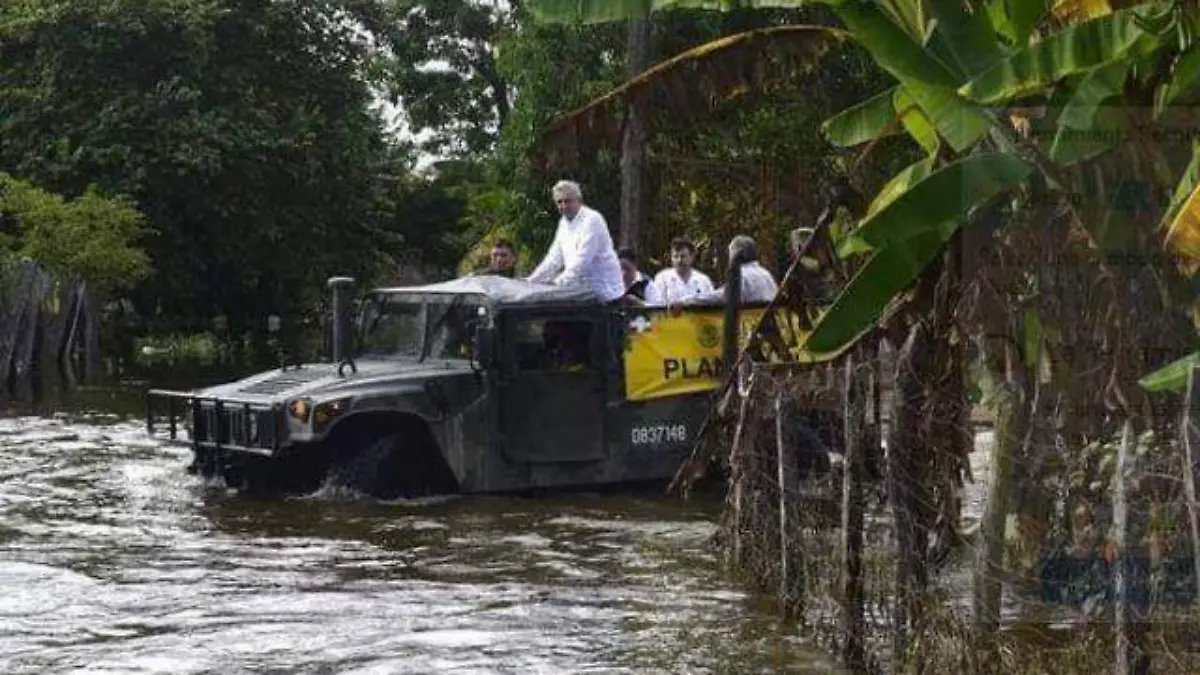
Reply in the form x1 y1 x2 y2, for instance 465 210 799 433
684 234 778 305
650 236 714 305
526 180 626 303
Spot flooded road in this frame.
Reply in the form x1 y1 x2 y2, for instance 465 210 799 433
0 397 838 674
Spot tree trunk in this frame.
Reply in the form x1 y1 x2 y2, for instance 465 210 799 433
619 18 652 250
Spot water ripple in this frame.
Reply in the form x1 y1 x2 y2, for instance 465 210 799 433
0 410 837 674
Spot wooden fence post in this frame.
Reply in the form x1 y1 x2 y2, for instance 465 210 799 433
1183 366 1200 607
1112 418 1149 675
842 352 866 673
776 386 791 605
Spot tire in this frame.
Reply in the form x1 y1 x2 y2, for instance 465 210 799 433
325 431 458 500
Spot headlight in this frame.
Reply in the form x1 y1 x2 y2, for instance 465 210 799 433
312 398 352 433
289 398 312 423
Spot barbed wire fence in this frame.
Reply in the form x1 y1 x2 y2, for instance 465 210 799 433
676 209 1200 674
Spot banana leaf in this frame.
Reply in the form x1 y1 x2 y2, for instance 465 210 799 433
527 0 811 24
959 1 1167 104
853 153 1033 248
803 228 950 354
832 0 992 153
924 0 1007 78
1155 45 1200 116
1162 141 1200 266
821 86 900 147
893 87 941 153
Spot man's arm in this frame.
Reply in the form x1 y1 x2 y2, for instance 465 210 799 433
527 222 565 283
554 210 609 286
696 272 715 294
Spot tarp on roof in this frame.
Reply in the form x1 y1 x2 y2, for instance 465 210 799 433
373 275 602 307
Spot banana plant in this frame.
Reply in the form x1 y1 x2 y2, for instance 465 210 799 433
527 0 1198 359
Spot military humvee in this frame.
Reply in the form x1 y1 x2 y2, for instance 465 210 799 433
147 275 822 499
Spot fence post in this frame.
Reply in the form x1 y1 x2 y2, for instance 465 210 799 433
1184 366 1200 608
1112 418 1149 675
775 386 791 605
841 352 866 673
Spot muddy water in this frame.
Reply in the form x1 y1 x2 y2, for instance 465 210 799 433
0 391 838 674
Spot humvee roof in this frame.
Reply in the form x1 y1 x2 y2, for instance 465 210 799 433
371 275 601 308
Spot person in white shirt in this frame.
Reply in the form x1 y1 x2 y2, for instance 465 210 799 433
526 180 626 303
684 234 778 305
650 236 714 305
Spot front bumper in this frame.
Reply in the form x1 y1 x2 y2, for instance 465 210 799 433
146 389 286 456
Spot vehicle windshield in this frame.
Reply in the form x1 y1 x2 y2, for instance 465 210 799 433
358 292 484 359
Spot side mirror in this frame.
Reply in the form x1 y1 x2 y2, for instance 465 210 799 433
472 324 496 370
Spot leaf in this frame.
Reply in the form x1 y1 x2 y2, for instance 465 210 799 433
832 0 992 153
1138 351 1200 392
525 0 811 24
803 229 950 354
853 153 1033 249
1052 0 1113 24
837 155 937 257
893 87 941 153
959 2 1166 104
1046 61 1130 164
1164 156 1200 267
535 25 846 168
1008 0 1050 46
925 0 1007 78
821 86 899 147
1155 44 1200 116
866 155 938 217
1160 141 1200 268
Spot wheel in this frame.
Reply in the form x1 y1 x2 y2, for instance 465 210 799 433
324 431 458 500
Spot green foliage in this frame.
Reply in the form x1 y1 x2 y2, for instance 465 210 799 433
0 173 149 295
376 0 515 157
481 13 627 254
0 0 446 334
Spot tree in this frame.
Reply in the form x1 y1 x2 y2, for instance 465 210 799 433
376 0 517 157
0 0 424 339
0 174 149 296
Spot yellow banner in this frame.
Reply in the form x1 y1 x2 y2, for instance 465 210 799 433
623 307 804 402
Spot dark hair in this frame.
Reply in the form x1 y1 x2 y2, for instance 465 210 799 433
493 238 514 251
669 236 695 253
617 247 638 264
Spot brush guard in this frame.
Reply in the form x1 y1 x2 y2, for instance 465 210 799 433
146 389 285 456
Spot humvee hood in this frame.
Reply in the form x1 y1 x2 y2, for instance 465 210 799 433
195 358 474 404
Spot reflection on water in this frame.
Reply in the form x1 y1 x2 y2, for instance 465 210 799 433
0 392 839 674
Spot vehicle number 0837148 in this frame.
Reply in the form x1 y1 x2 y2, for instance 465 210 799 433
631 424 687 445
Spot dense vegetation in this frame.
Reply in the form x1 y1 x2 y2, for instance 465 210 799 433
0 0 899 371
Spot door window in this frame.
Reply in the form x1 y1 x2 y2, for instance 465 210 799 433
512 317 594 373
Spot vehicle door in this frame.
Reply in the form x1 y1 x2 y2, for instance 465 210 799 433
498 308 607 463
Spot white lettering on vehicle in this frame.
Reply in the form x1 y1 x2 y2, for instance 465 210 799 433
631 424 688 446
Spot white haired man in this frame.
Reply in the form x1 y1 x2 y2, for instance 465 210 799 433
526 180 626 303
683 234 778 306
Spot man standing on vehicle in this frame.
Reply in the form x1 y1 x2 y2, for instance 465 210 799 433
526 180 626 303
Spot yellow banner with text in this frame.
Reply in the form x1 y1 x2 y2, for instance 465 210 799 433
622 307 810 402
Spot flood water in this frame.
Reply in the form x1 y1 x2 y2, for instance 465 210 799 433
0 386 838 674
